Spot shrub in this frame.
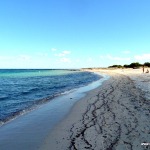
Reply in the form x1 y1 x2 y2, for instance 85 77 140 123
144 62 150 67
108 65 123 68
109 62 150 68
128 62 142 68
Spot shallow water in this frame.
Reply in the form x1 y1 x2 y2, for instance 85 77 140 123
0 69 100 123
0 73 109 150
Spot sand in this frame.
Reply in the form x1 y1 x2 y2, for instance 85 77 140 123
0 72 107 150
40 69 150 150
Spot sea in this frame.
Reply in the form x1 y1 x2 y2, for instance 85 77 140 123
0 69 101 124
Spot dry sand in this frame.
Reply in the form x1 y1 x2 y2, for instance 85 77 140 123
40 69 150 150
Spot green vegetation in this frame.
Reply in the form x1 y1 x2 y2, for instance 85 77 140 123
124 62 142 68
108 62 150 69
144 62 150 67
108 65 123 68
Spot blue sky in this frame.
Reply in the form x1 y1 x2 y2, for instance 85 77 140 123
0 0 150 68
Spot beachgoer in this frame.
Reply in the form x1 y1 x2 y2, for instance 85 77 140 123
142 65 145 73
146 69 149 73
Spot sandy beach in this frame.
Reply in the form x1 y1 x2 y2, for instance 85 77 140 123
1 1 150 149
40 69 150 150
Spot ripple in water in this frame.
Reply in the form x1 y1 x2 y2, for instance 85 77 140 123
0 69 101 123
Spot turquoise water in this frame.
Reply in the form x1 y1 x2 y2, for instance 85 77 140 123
0 69 75 78
0 69 101 123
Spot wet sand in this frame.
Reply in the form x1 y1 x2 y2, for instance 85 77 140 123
40 69 150 150
0 73 107 150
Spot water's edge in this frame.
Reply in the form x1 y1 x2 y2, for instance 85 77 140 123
0 70 100 125
0 72 109 150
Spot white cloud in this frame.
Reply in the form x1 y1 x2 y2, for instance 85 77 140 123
51 48 57 51
0 56 14 60
55 50 71 57
99 55 130 61
63 50 71 54
122 50 131 54
134 54 150 61
37 52 48 57
0 55 31 62
17 55 31 61
59 57 71 63
0 55 33 68
55 53 65 57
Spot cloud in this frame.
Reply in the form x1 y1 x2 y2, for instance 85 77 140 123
55 53 64 57
134 54 150 61
63 50 71 54
99 55 130 61
37 52 48 57
17 55 31 61
0 55 33 68
55 50 71 57
0 56 14 60
51 48 57 51
107 55 130 61
122 50 131 54
0 55 31 62
59 57 71 63
100 55 130 61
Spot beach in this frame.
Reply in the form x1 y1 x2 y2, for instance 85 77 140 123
0 69 149 150
1 1 150 149
0 70 106 150
40 69 150 150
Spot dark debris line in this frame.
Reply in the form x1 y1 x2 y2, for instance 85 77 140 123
68 74 150 150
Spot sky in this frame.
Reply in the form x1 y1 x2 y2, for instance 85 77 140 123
0 0 150 69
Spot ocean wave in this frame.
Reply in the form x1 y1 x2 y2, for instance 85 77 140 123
0 70 101 125
0 96 9 101
0 92 63 126
21 87 39 95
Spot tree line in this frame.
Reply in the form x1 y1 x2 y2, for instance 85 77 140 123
108 62 150 68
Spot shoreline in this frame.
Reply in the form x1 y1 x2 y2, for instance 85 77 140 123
0 72 108 150
0 70 101 126
40 69 150 150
